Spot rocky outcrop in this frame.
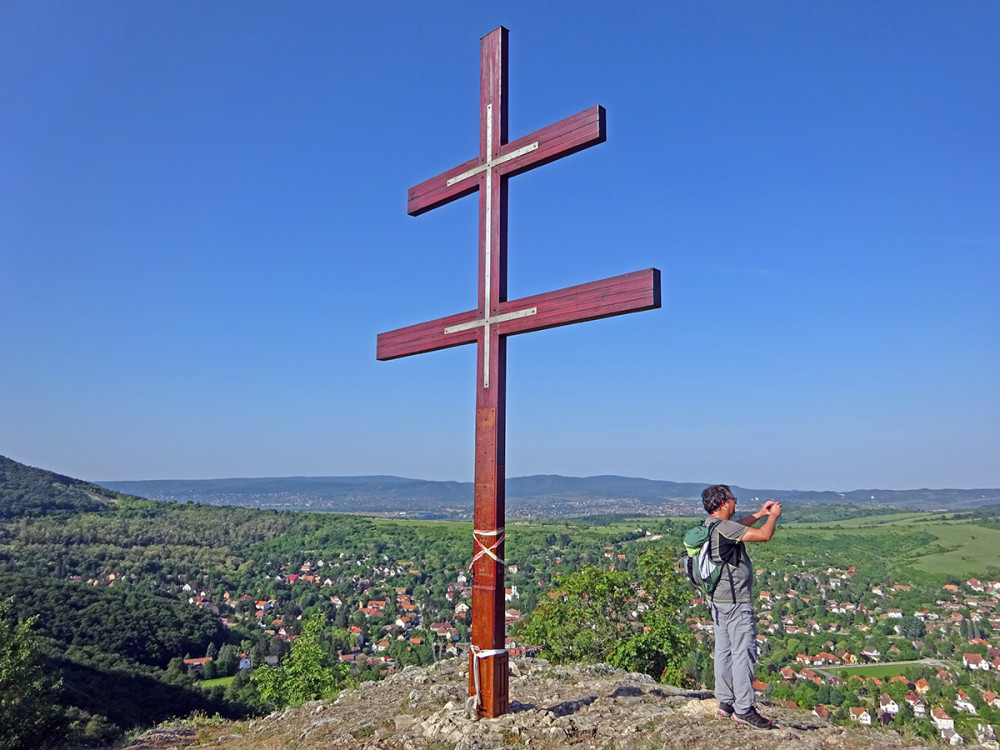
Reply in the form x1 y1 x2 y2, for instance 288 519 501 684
123 657 943 749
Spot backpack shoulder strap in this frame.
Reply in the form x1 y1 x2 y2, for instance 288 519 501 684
706 519 722 558
706 519 739 602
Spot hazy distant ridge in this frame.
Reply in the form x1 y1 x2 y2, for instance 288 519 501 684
100 474 1000 516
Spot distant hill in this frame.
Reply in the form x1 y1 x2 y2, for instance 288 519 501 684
3 454 996 519
100 472 1000 517
0 454 119 519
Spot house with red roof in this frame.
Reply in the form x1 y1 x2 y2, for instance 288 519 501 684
849 707 871 725
812 705 830 719
183 657 213 673
930 707 954 730
904 694 926 717
954 690 977 714
963 652 988 670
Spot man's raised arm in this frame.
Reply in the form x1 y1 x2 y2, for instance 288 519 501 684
741 501 782 542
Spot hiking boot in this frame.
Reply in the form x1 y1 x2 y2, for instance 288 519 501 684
732 706 773 729
716 701 734 718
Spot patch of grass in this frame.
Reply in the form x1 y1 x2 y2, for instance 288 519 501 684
501 728 525 748
351 725 376 738
199 676 236 689
906 522 1000 576
174 713 246 747
181 711 230 728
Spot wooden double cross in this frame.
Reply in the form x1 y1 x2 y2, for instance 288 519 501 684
377 26 660 717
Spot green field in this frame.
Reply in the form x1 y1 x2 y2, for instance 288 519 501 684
757 510 999 579
784 511 929 529
905 521 1000 576
199 676 235 690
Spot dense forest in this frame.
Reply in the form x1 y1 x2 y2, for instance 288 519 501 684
0 455 116 519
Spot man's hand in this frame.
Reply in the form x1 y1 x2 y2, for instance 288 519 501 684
743 500 782 541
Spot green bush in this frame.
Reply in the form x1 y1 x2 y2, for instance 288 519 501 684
250 614 351 709
515 548 695 685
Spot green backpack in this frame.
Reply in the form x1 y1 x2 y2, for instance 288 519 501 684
683 519 724 597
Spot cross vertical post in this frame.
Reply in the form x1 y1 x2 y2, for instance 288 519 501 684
470 26 509 718
376 27 660 718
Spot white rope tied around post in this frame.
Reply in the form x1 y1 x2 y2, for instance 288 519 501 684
466 644 508 713
469 527 505 571
464 528 508 714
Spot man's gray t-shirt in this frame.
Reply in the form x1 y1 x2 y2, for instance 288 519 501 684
707 518 753 604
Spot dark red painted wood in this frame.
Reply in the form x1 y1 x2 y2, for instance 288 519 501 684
406 155 482 216
407 105 605 217
501 106 606 178
376 27 659 718
376 268 659 361
470 30 509 720
376 310 478 361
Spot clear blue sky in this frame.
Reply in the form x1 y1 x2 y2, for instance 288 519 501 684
2 2 997 491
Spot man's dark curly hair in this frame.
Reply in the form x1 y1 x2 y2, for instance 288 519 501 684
702 484 735 514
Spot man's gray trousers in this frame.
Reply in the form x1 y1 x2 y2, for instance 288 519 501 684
709 601 757 713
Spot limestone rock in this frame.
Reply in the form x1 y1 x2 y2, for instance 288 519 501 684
679 698 718 717
122 657 939 750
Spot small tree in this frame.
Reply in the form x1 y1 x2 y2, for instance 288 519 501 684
0 599 64 750
215 643 239 676
201 659 218 680
515 548 695 685
250 613 350 710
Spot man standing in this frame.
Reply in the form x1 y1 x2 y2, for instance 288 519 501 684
701 483 782 729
